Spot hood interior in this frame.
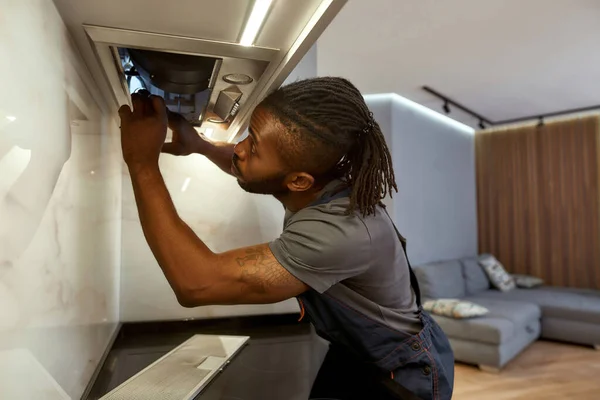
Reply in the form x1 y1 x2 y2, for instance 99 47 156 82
117 47 261 128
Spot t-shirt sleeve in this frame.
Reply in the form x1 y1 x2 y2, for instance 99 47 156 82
268 209 372 293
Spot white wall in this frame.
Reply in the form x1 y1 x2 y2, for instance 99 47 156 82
365 94 478 265
119 44 318 322
0 0 122 398
284 45 317 85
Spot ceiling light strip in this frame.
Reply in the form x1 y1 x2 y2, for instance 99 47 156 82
240 0 273 46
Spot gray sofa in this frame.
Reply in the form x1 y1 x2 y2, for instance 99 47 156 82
413 255 600 371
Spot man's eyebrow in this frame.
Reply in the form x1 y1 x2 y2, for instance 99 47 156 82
248 126 259 143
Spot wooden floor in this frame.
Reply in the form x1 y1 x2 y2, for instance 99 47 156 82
453 341 600 399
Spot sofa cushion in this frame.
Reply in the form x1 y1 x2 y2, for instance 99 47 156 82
474 287 600 324
512 274 544 288
479 255 516 292
424 299 489 319
430 297 541 345
461 256 490 294
413 260 466 299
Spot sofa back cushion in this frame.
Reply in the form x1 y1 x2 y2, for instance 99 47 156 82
413 260 466 299
479 255 516 292
461 255 491 294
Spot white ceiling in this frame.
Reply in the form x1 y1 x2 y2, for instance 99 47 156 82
317 0 600 127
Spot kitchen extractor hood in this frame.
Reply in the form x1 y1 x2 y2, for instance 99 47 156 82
113 44 266 128
80 0 347 142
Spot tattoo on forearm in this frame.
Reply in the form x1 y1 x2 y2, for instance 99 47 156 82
236 246 297 294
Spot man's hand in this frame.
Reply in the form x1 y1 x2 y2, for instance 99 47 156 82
119 93 168 172
163 110 211 156
162 110 236 175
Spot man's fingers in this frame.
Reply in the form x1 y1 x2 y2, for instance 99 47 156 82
118 105 132 123
120 95 167 128
150 96 167 121
166 109 180 125
131 93 146 116
161 142 180 155
167 109 183 121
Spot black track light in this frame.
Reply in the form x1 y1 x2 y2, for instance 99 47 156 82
478 120 485 129
537 116 544 128
443 100 450 114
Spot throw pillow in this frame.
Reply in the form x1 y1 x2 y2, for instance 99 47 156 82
479 255 516 292
423 299 489 319
512 274 544 288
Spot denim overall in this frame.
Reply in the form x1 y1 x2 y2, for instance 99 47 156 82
298 189 454 400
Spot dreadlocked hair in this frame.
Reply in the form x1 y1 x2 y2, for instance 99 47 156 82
259 76 397 216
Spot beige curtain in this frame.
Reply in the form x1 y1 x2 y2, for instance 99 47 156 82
476 116 600 289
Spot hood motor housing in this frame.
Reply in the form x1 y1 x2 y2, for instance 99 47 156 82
127 48 216 95
121 48 221 125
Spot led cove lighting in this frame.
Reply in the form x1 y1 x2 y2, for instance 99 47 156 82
363 93 475 134
240 0 272 46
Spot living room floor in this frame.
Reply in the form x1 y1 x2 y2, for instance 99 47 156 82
454 341 600 399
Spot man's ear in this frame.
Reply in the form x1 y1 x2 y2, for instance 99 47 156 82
286 172 315 192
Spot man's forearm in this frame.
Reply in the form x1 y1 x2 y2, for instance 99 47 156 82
201 142 235 175
128 165 216 303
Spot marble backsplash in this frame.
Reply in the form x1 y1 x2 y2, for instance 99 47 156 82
0 0 121 398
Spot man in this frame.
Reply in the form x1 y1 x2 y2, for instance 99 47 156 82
118 77 454 400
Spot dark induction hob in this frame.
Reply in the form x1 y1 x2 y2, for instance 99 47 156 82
87 314 329 400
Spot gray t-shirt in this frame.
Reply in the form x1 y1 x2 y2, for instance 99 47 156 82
269 180 422 335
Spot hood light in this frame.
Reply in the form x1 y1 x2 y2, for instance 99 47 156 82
223 73 253 85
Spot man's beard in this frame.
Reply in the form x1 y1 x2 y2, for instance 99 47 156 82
237 174 289 196
232 155 289 196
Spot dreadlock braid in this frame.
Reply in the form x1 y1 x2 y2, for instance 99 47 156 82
259 76 398 216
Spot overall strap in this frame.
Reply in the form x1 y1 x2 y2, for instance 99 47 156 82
383 209 422 308
309 186 352 207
